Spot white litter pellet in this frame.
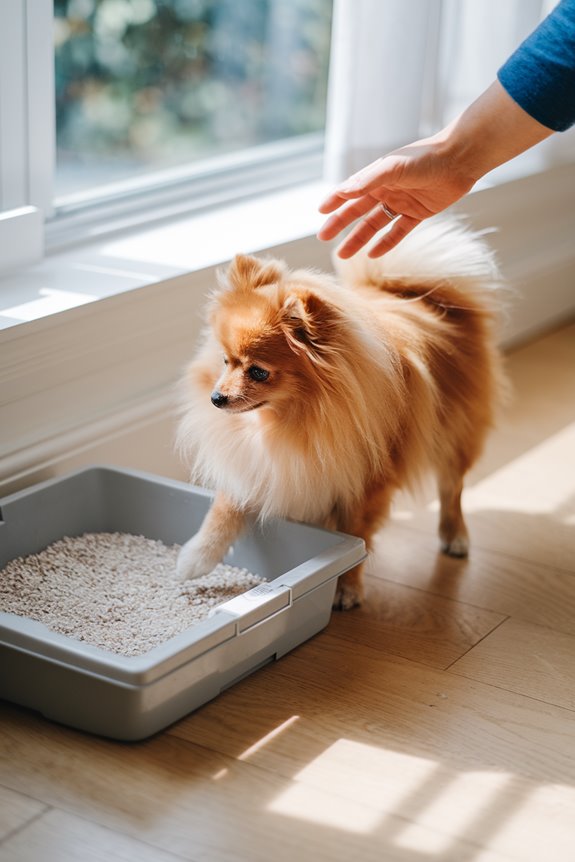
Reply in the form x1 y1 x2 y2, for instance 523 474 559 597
0 532 263 657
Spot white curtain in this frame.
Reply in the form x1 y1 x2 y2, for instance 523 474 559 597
324 0 548 182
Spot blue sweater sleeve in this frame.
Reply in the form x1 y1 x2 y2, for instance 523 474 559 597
497 0 575 131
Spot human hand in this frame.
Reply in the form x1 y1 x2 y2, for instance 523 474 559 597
317 139 476 258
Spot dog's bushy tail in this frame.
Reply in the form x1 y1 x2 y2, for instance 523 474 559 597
333 217 501 302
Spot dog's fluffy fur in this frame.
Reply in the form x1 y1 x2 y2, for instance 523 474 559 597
176 219 506 609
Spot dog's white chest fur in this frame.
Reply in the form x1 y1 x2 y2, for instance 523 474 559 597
180 408 344 524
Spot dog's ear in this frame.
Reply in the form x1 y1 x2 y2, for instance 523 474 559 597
281 292 338 355
281 295 310 347
224 254 285 292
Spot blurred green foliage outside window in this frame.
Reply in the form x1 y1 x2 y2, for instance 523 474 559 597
54 0 333 198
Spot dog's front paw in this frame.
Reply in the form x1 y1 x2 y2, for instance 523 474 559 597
176 536 219 581
332 571 363 611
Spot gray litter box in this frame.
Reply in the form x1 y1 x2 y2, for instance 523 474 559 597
0 466 365 741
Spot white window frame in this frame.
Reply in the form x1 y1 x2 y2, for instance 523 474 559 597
0 0 54 271
2 0 572 267
46 131 325 248
0 0 326 265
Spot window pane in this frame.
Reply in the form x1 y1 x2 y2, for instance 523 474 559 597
54 0 332 199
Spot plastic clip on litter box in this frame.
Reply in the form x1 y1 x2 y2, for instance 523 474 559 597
0 466 366 740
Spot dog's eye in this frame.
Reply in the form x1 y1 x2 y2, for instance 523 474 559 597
248 365 269 382
223 357 229 365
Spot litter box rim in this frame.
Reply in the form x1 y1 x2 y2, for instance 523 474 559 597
0 466 366 687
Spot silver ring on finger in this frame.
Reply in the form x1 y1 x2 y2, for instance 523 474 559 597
381 203 399 220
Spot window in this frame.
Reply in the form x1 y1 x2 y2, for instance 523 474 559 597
0 0 332 266
1 0 573 275
54 0 332 199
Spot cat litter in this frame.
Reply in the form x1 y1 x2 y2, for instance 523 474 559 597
0 532 264 657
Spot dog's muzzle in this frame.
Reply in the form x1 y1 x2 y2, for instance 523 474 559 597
211 391 228 408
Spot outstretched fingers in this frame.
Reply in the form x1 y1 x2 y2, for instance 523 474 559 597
318 189 354 215
333 200 404 259
366 214 421 258
317 194 381 241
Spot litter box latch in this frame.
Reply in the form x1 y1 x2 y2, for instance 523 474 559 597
212 583 292 634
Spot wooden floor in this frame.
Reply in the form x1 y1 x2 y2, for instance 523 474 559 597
1 321 575 862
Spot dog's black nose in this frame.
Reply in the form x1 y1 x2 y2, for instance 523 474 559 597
211 391 229 408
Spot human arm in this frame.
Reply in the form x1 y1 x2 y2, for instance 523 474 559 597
317 79 554 259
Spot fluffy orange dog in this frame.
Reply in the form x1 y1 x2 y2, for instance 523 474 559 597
176 219 505 609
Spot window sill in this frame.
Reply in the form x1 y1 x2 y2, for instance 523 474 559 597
0 181 330 331
1 132 574 332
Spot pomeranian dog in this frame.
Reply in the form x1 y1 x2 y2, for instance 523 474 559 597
176 219 506 609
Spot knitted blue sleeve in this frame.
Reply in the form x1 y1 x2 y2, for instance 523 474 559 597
497 0 575 131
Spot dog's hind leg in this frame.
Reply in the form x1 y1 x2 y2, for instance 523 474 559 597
437 467 469 558
332 562 365 611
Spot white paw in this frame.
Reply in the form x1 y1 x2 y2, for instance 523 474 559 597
176 536 218 581
440 533 469 558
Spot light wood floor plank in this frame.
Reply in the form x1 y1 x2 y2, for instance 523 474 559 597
171 634 575 861
449 618 575 711
0 809 187 862
0 704 513 862
368 521 575 635
326 574 505 668
0 786 46 843
172 633 575 788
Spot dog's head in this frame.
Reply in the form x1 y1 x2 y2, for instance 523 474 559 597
206 254 342 414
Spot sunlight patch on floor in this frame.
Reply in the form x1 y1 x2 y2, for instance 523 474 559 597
268 780 381 834
394 770 513 855
391 423 575 528
237 715 300 762
266 737 575 857
463 423 575 516
291 739 439 807
493 782 575 860
266 738 548 853
268 739 437 834
211 768 229 781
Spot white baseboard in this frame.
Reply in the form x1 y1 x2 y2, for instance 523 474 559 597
0 392 185 498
